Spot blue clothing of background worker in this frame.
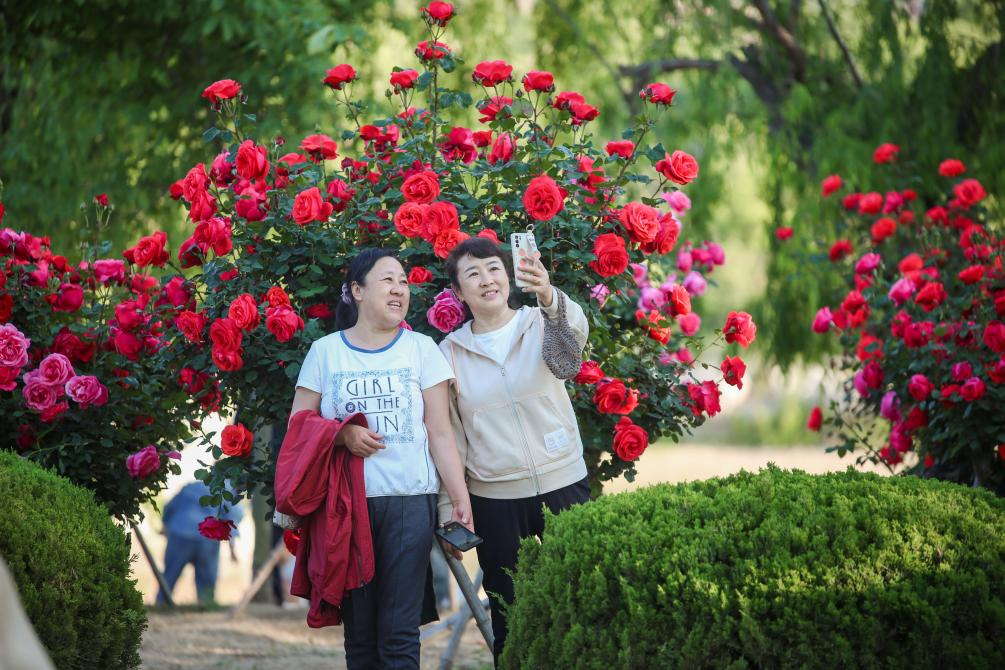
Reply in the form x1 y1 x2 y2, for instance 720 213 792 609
157 481 243 604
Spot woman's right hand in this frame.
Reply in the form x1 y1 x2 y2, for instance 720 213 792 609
339 423 385 458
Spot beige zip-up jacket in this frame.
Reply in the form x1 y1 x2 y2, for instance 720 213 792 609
437 289 589 522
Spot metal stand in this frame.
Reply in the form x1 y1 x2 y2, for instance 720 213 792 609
130 522 175 607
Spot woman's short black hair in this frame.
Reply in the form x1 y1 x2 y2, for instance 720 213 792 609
335 247 399 330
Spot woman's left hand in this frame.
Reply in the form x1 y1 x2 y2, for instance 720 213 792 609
516 253 554 307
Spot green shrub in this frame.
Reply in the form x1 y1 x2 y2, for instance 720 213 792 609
0 451 146 669
502 467 1005 670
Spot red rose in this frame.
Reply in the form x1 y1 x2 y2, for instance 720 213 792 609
193 217 233 256
477 96 513 124
198 516 236 541
401 170 440 204
983 321 1005 353
618 202 660 244
201 79 241 103
390 69 419 91
266 305 304 343
605 141 635 159
265 286 291 308
914 282 946 312
292 187 334 225
416 40 451 60
94 193 109 207
472 60 513 87
478 228 500 243
870 217 897 244
212 347 244 372
821 174 842 197
488 133 515 165
175 310 207 343
114 301 145 332
574 361 604 385
569 102 599 125
113 330 142 361
422 201 460 242
299 134 338 161
873 143 900 164
958 265 985 284
721 355 746 389
433 229 470 259
686 381 721 417
210 317 243 353
724 311 757 348
221 423 254 457
807 406 823 431
51 283 84 312
394 203 428 238
124 231 169 267
829 239 853 261
228 293 260 331
858 192 883 214
665 284 691 316
323 64 357 90
0 293 11 323
421 1 455 26
612 416 649 461
523 175 565 221
775 227 794 241
408 267 433 285
235 140 270 181
655 150 699 185
589 233 629 278
522 71 555 93
938 159 966 177
553 91 585 111
640 213 680 256
953 179 986 208
639 82 676 105
438 126 477 163
306 303 333 320
52 328 94 364
593 379 639 415
908 374 933 401
960 376 986 402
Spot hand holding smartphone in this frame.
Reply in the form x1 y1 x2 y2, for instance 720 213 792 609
435 521 484 552
511 231 539 288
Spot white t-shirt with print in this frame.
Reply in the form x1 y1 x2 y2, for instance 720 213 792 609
296 328 454 497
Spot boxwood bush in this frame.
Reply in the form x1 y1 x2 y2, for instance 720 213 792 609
502 467 1005 669
0 451 146 669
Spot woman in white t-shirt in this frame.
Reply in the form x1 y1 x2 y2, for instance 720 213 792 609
290 248 472 670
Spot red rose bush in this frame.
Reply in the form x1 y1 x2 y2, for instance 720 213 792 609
0 196 199 519
808 147 1003 490
157 4 754 513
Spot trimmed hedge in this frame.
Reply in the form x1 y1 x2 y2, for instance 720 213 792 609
0 450 146 669
502 467 1005 669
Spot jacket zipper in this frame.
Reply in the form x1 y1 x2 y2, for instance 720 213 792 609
499 365 542 495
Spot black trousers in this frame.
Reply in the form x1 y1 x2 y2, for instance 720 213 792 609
341 494 438 670
470 477 591 665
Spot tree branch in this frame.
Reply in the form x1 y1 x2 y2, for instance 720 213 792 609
617 58 722 80
816 0 864 89
751 0 807 81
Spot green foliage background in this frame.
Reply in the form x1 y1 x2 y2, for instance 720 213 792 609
2 0 1002 366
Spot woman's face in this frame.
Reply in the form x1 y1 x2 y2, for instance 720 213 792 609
453 253 510 317
353 256 409 328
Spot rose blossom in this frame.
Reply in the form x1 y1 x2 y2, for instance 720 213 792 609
390 69 419 91
523 175 565 221
887 278 916 306
590 283 610 306
662 190 692 215
221 423 254 457
522 70 554 92
724 311 757 348
682 271 707 297
92 259 126 284
880 391 901 422
574 361 604 385
638 287 664 312
201 79 241 103
51 283 84 312
37 353 75 387
426 289 465 333
228 293 261 331
401 171 440 204
198 516 236 541
678 312 701 336
0 323 30 367
322 64 356 90
22 379 60 412
292 187 334 225
126 445 160 479
807 406 823 431
266 306 304 343
589 234 629 278
612 417 649 461
593 379 639 415
655 150 699 185
618 202 659 244
65 375 109 409
854 253 881 274
812 307 833 334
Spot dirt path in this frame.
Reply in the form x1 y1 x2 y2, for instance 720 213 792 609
139 444 880 669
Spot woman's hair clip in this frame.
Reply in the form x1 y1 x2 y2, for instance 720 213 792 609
340 283 353 305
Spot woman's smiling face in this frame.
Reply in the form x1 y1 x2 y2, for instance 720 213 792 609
453 253 510 318
354 256 410 328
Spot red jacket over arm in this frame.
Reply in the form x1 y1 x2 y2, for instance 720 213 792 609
275 409 373 628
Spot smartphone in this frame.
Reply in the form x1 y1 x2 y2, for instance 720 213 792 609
435 521 484 552
510 231 539 288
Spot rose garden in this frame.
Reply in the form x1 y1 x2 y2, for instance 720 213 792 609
0 2 1003 669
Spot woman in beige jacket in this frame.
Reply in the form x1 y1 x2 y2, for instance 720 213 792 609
438 237 590 665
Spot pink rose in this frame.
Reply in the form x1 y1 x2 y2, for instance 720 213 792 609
51 283 84 312
65 375 109 409
854 253 881 274
590 283 610 306
637 287 664 312
677 312 701 336
907 374 933 401
880 391 901 422
198 516 236 541
426 289 466 333
23 379 60 412
37 353 75 387
0 323 30 367
682 271 707 297
662 190 692 215
126 445 161 479
887 278 916 306
93 259 127 284
812 307 833 334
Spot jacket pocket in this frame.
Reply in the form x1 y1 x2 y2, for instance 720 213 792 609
468 400 533 480
517 392 579 464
